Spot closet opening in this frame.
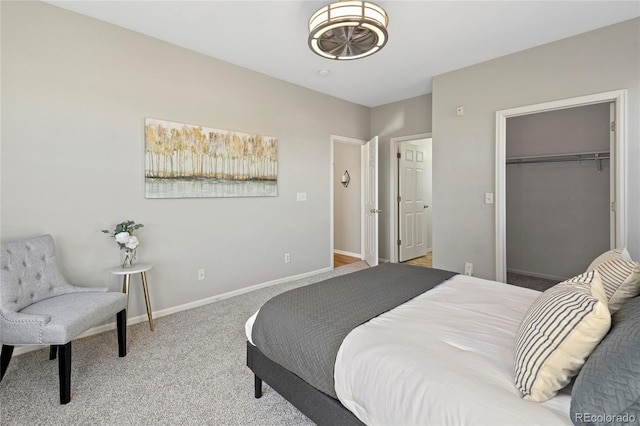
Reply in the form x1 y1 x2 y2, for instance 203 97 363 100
495 90 627 283
505 103 612 290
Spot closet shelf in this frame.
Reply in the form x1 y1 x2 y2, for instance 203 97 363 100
506 151 610 171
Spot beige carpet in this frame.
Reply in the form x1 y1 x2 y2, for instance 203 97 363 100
0 262 368 426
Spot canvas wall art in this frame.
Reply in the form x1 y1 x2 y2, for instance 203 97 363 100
145 118 278 198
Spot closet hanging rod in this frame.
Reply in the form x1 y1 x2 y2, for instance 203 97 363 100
506 151 610 165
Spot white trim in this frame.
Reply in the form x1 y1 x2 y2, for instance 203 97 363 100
330 134 365 146
330 137 335 269
495 90 627 282
13 265 333 356
333 249 363 259
389 133 432 263
360 143 366 265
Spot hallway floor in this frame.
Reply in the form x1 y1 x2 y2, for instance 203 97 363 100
401 251 432 268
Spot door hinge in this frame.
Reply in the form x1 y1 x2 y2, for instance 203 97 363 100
611 201 616 212
610 121 616 132
397 195 401 203
397 239 401 246
397 152 401 159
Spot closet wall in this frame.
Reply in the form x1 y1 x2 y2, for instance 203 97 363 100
506 103 611 280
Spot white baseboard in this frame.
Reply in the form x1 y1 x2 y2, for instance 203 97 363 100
13 265 333 356
333 249 362 259
506 268 568 282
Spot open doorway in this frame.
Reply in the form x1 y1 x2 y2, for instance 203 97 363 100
389 134 433 266
333 138 363 267
331 135 380 269
496 90 627 282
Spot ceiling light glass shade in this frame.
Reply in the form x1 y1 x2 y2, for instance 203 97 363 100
308 1 389 60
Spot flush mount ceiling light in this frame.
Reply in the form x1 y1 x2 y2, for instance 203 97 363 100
308 1 389 61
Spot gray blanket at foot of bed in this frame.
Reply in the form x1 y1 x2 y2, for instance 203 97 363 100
251 263 457 398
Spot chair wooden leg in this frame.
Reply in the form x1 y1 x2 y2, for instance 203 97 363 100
49 345 57 360
1 345 14 381
117 309 127 357
58 342 72 404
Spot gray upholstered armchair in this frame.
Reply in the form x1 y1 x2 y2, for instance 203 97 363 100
0 234 128 404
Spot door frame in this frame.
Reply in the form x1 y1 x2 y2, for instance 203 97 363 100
495 89 627 282
389 133 432 263
330 135 366 268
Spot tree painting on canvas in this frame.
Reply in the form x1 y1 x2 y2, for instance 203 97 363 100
144 118 278 198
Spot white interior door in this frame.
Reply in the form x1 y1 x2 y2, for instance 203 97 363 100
364 136 379 267
399 142 428 262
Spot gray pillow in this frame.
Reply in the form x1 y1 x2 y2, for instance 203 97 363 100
571 296 640 425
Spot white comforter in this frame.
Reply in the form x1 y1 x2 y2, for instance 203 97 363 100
245 273 572 425
334 274 572 425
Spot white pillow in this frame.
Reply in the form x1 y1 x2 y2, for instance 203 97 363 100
586 248 640 313
514 271 611 402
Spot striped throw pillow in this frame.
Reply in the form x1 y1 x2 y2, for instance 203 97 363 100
586 247 631 271
514 271 611 402
587 249 640 313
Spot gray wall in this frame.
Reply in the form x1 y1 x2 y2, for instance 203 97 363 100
3 2 638 318
432 18 640 279
1 1 369 319
371 94 432 261
506 104 611 280
334 142 362 255
506 103 611 157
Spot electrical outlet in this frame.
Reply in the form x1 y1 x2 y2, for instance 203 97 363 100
284 253 291 263
198 268 205 281
464 263 473 276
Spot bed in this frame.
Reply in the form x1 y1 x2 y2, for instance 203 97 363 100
246 257 640 425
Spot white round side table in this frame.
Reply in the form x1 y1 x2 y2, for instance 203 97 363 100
109 263 155 331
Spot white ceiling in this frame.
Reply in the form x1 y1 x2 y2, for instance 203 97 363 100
46 1 640 107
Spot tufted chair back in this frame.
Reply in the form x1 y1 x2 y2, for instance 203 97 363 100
1 235 76 313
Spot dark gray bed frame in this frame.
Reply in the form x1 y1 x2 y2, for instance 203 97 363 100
247 341 364 426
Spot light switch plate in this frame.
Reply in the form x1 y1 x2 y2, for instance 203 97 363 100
485 193 494 204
